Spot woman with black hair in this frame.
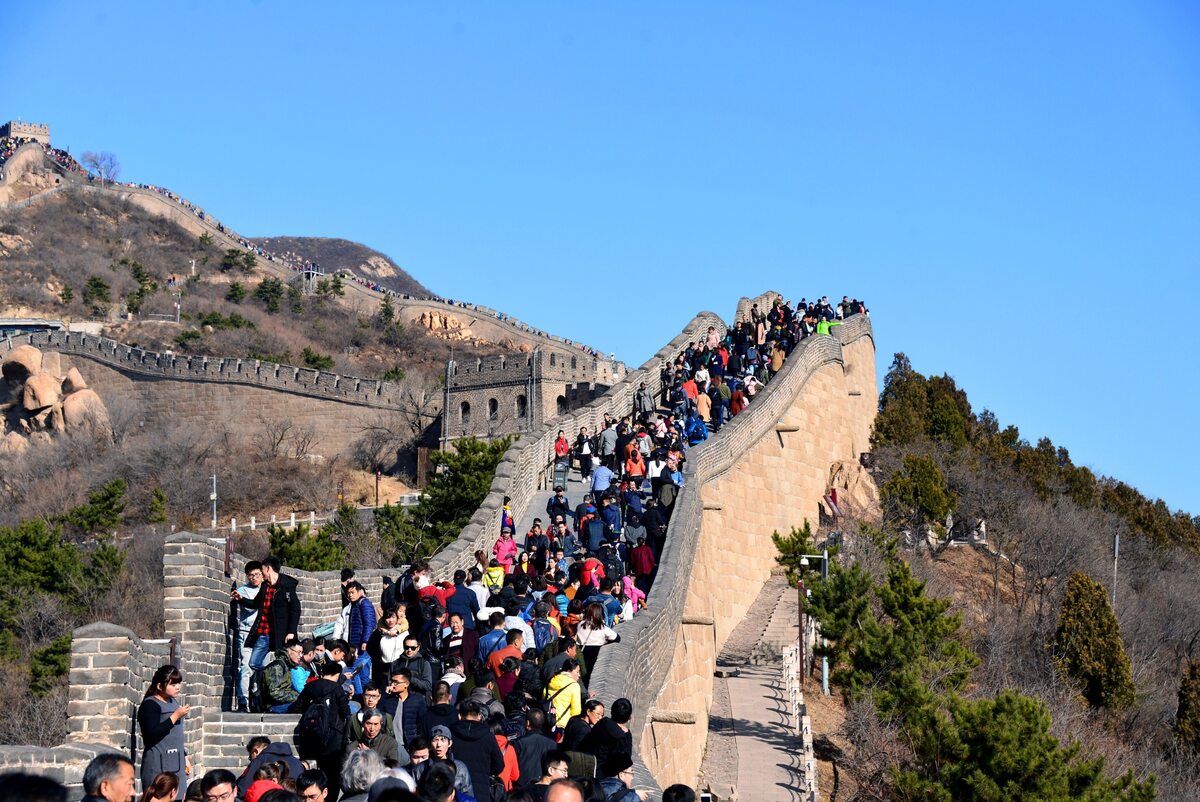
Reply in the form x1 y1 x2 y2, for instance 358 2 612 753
138 665 190 799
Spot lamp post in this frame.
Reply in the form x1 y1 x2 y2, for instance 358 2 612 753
799 546 831 696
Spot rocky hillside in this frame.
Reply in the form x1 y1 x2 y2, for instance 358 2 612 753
249 236 431 297
0 189 499 379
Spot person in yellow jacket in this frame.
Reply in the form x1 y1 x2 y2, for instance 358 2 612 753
545 658 584 730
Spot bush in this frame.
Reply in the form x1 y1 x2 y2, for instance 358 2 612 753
268 522 347 572
1053 572 1136 710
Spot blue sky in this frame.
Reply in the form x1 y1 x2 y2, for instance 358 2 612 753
7 3 1199 514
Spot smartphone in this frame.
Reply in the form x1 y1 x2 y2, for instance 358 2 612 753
699 794 712 802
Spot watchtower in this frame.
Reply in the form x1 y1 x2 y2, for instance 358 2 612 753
1 121 50 144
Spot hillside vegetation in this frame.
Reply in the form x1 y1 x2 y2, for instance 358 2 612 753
805 354 1200 800
249 235 431 298
0 189 498 379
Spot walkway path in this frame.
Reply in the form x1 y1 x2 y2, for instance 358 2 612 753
699 572 808 801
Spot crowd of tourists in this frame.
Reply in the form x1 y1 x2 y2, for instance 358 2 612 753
0 136 86 180
0 296 864 802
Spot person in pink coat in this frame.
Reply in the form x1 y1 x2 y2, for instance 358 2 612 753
493 528 518 574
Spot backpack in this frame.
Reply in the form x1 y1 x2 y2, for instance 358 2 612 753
295 697 342 759
531 618 555 653
248 666 269 713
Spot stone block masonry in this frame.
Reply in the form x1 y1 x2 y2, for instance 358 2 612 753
587 312 876 791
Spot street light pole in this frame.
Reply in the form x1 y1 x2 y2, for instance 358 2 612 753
799 546 832 696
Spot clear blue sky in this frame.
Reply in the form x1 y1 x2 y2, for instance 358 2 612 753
8 3 1199 515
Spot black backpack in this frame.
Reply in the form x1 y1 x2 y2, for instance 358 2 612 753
295 698 342 759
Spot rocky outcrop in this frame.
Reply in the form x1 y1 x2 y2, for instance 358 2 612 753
0 345 111 447
826 459 882 523
417 309 474 341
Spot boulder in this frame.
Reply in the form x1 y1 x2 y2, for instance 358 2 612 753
47 404 66 432
0 432 28 454
22 372 62 412
61 388 111 436
828 460 882 523
62 367 88 393
2 345 41 381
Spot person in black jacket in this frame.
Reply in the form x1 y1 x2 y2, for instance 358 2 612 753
293 660 351 802
450 700 505 802
237 556 302 672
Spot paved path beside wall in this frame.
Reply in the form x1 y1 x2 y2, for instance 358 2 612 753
700 574 809 801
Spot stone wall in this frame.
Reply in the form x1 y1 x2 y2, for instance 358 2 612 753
587 314 876 790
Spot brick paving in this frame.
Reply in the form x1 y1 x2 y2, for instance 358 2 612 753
700 573 807 801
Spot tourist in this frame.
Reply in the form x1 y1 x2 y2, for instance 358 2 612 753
545 659 585 733
345 582 376 657
232 561 263 712
337 750 385 802
138 773 179 802
199 770 238 802
237 556 302 674
82 755 137 802
345 709 400 764
512 710 558 791
580 698 634 777
449 700 506 802
494 528 519 574
409 728 474 799
560 698 604 752
446 570 481 630
598 754 648 802
138 665 190 798
365 607 407 689
295 770 329 802
263 640 304 713
293 660 351 801
380 668 427 749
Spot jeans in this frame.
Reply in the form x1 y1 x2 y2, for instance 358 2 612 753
236 629 252 706
249 637 273 671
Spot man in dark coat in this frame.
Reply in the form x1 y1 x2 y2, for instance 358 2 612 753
292 660 351 802
512 709 558 790
238 556 302 671
450 700 505 801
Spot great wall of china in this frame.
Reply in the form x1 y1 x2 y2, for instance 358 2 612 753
0 292 876 798
3 127 880 801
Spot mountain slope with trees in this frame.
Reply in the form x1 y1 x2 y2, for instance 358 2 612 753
795 353 1200 800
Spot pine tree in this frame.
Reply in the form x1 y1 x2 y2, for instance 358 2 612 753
896 689 1156 802
772 520 820 587
146 487 169 525
872 353 929 447
882 454 956 531
1053 572 1136 710
1174 660 1200 753
268 522 348 572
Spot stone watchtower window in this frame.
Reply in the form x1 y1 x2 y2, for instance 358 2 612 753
557 395 568 415
516 394 528 418
571 356 577 370
460 401 471 425
488 398 499 421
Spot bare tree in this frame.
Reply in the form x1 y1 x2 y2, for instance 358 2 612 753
81 151 121 185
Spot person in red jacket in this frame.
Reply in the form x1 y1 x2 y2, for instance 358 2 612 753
629 537 657 594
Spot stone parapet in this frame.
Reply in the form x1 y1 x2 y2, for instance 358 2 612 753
1 331 410 410
588 310 875 791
